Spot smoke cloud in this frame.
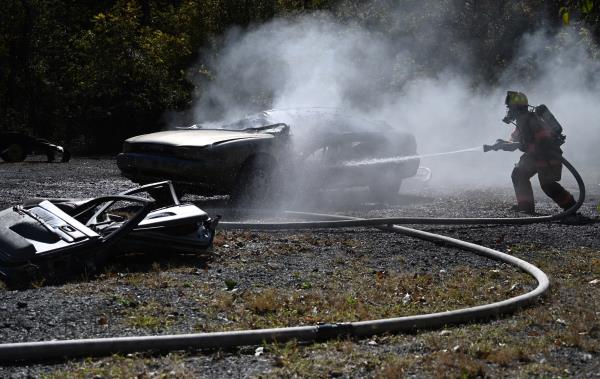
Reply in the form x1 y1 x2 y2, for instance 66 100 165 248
180 4 599 197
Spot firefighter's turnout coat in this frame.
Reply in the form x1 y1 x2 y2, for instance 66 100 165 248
509 111 575 212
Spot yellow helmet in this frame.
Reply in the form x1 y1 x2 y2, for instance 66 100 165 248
505 91 529 106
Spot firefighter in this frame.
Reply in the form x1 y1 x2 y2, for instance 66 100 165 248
484 91 575 214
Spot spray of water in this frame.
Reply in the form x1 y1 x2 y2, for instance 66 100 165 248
342 147 483 167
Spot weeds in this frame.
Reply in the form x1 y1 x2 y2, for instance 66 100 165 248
125 301 178 331
43 353 187 379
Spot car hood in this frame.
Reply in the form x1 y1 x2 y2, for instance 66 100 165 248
125 130 270 148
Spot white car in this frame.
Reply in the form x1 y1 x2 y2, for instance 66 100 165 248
117 109 420 203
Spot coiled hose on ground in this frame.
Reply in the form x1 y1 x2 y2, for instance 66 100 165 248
0 157 585 362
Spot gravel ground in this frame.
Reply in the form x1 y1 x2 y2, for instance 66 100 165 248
0 157 599 378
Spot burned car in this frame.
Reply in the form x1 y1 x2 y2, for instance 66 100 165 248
117 109 420 203
0 131 70 162
0 181 217 284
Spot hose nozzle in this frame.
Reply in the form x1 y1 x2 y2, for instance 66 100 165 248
484 140 520 152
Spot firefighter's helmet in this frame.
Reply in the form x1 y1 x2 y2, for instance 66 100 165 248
505 91 529 107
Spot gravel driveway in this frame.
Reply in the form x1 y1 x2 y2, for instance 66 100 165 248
0 158 598 378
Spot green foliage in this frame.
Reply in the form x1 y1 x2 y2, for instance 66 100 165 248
225 278 238 291
67 1 196 146
581 0 595 14
558 0 599 29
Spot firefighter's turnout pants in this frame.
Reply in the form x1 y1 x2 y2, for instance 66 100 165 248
511 153 575 213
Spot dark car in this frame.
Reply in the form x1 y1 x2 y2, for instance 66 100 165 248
117 109 420 203
0 132 70 162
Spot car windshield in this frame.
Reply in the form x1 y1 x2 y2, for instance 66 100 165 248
264 109 392 133
221 113 272 130
205 109 394 134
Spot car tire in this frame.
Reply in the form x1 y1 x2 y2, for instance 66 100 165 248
230 156 281 208
46 151 56 162
61 149 71 162
1 143 27 162
369 178 402 203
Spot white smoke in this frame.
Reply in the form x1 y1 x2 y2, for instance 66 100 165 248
181 6 599 194
191 14 398 121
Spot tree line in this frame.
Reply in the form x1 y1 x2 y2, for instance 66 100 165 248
0 0 598 152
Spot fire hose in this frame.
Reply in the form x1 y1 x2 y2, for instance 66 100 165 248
0 157 585 362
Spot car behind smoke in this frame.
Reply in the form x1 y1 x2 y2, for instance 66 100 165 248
117 109 420 203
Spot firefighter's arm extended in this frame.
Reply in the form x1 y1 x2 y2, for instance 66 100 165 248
483 139 521 152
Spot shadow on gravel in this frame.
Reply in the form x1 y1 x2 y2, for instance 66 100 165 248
0 161 65 165
2 250 212 290
103 250 212 275
188 189 435 217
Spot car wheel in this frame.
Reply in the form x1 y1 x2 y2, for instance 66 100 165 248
46 151 56 162
1 143 27 162
230 156 281 208
61 149 71 163
369 178 402 203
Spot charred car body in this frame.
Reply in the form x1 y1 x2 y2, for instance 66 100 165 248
0 181 217 284
0 132 70 163
117 109 420 202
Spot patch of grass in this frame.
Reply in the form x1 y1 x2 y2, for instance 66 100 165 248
428 351 487 379
125 301 179 331
374 354 411 378
507 242 541 254
476 345 531 366
224 278 238 291
246 288 282 314
43 353 187 379
194 262 531 332
264 339 382 378
128 313 164 330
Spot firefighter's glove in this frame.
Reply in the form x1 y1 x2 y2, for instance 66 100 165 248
500 141 520 152
484 139 520 152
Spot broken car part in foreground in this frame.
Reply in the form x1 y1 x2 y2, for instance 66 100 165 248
0 181 218 284
0 132 71 163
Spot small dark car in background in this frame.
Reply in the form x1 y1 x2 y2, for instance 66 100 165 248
117 109 420 203
0 132 70 163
